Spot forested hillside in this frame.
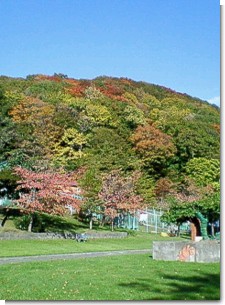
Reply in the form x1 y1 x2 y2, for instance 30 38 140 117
0 74 220 227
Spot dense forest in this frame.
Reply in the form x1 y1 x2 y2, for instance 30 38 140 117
0 74 220 231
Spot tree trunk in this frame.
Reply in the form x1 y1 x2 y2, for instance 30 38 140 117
28 215 33 232
111 220 114 231
132 210 136 230
211 223 215 237
1 214 8 227
177 224 181 237
99 215 106 227
89 216 93 230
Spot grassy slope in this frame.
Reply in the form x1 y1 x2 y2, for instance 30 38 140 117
0 232 184 257
0 254 220 300
0 214 188 257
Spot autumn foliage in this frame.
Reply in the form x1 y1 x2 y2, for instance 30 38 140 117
130 123 176 173
13 167 82 216
99 170 145 230
0 74 220 230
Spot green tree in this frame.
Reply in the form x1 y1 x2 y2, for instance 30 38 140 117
185 158 220 187
134 172 156 206
123 105 146 128
161 191 220 231
84 86 104 100
84 104 112 126
25 80 65 104
173 122 220 162
0 90 24 117
86 127 140 172
78 167 102 229
0 168 19 200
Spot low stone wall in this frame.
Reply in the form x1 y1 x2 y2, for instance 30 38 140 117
153 240 220 263
0 232 66 240
86 232 128 239
0 231 128 240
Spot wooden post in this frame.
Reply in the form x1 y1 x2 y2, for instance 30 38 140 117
191 222 197 241
191 218 201 241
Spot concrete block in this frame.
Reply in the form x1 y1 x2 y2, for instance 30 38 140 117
153 240 220 263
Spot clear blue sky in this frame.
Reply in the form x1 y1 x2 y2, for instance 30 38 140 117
0 0 220 105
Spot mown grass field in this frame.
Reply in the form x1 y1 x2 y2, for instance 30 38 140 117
0 216 220 301
0 232 184 257
0 254 220 301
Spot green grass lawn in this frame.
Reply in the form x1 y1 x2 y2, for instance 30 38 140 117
0 254 220 301
0 232 184 257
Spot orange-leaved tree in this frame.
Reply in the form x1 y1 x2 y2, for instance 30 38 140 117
130 123 176 174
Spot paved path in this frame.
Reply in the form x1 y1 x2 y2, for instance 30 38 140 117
0 249 151 265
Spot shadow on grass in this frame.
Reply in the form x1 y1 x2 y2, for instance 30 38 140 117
118 270 220 300
33 213 88 233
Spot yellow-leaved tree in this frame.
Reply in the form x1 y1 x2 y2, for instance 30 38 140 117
53 128 88 168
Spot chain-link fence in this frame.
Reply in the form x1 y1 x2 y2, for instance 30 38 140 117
113 208 190 235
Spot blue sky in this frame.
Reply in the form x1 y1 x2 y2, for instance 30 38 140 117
0 0 220 105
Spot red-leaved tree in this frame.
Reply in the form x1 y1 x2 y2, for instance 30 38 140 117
13 167 82 231
99 170 144 231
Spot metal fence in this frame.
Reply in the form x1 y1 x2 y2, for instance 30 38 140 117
113 208 190 234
